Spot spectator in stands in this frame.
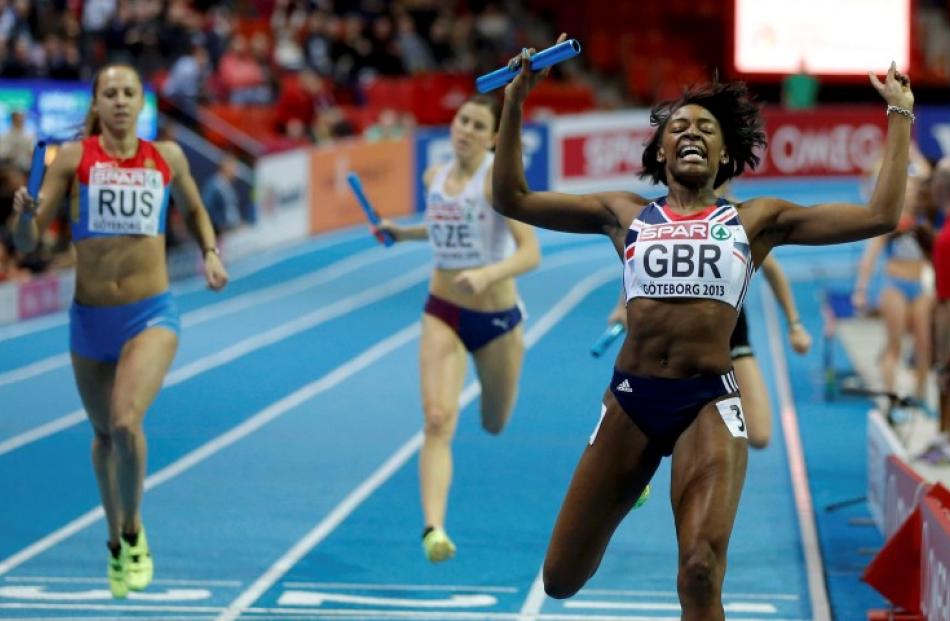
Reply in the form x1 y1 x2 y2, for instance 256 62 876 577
163 44 212 118
272 26 304 71
0 110 35 174
42 34 82 80
201 153 243 234
930 157 950 461
204 5 235 69
313 106 356 144
301 10 332 75
217 34 270 104
395 11 435 74
250 31 278 100
274 67 334 140
367 14 404 76
363 107 409 142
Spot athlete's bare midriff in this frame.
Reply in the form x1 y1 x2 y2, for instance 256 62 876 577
616 297 737 378
428 269 519 311
73 236 169 306
885 257 926 281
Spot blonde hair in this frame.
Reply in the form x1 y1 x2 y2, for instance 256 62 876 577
82 63 143 137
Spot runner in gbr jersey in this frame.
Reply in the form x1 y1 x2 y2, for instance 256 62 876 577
494 37 913 616
12 64 228 599
376 94 540 563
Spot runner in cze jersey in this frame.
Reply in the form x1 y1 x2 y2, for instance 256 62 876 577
493 36 913 620
12 63 228 599
377 94 540 563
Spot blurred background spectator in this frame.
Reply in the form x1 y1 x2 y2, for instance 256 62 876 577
0 111 34 173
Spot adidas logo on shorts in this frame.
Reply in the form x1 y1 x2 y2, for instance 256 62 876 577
615 379 633 393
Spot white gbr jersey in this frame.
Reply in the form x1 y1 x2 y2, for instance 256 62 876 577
623 198 754 310
424 154 515 270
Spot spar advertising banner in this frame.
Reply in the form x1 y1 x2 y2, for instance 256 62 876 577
414 123 548 212
549 110 660 195
546 107 888 188
916 106 950 160
751 107 887 177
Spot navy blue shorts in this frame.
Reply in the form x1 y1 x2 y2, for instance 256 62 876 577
424 294 523 352
609 367 743 455
70 291 180 362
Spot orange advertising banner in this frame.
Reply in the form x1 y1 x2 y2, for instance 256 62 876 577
308 138 414 235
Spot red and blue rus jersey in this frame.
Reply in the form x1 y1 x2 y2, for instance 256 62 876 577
622 197 754 311
70 136 172 242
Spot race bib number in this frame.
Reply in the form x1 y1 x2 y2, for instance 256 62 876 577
426 195 484 266
88 167 165 236
716 396 748 439
631 221 734 300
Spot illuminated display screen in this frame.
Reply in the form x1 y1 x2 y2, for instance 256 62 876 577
733 0 910 76
0 79 158 141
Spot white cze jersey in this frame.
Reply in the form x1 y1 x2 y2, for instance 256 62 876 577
424 155 514 270
623 198 754 310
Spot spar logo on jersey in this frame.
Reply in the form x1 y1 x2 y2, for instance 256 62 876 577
639 222 709 241
710 223 731 241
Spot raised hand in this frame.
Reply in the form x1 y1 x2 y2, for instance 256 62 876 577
868 61 914 111
504 32 568 104
12 187 37 219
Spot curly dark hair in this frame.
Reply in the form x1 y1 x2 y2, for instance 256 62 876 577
640 81 767 188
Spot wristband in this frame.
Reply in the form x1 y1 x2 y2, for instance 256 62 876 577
886 105 915 123
203 246 219 258
789 320 804 331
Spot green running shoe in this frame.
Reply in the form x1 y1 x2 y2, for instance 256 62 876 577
421 527 456 563
107 553 128 599
121 526 153 592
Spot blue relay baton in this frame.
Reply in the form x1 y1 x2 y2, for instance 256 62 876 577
21 141 47 220
476 39 582 94
346 172 395 247
590 322 625 358
27 140 47 199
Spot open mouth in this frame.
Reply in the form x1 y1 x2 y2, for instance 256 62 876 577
677 144 706 163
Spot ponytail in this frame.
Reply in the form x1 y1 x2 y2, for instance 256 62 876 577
83 108 100 137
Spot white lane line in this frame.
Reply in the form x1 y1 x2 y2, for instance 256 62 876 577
0 234 368 344
281 582 518 593
563 600 777 613
578 589 800 600
4 576 243 587
761 286 832 621
0 265 430 457
0 244 422 388
0 246 605 456
216 266 617 621
518 568 547 621
0 602 815 621
0 323 422 577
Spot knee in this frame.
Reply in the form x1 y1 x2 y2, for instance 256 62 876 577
92 429 112 451
108 412 143 448
480 408 510 435
746 430 769 450
423 403 456 439
542 566 583 600
677 542 722 605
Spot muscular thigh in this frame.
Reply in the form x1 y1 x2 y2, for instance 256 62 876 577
420 314 468 413
670 399 748 549
546 392 662 570
71 354 117 435
472 325 524 417
111 327 178 422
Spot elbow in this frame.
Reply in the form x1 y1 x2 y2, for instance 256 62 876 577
492 193 519 217
525 244 541 271
872 212 900 237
